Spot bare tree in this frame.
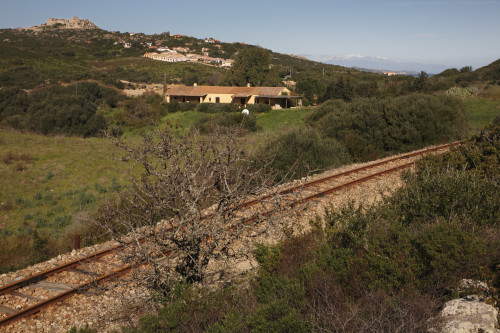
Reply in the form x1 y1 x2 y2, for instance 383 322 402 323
95 126 285 292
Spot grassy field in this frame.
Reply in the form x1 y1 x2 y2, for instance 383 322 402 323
464 84 500 133
464 98 500 133
0 130 130 238
256 107 313 132
1 96 494 238
0 98 495 272
0 107 313 236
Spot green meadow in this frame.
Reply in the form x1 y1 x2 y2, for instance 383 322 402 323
0 107 314 237
0 130 129 237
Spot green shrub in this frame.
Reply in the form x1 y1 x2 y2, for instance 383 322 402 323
192 112 259 134
444 86 478 98
258 127 351 181
54 215 72 229
71 190 96 210
94 183 107 194
247 103 271 113
0 82 119 136
110 178 122 192
195 103 239 114
306 94 469 161
67 324 97 333
249 302 309 333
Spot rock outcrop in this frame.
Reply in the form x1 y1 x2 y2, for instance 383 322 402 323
435 280 500 333
440 295 499 333
26 17 100 31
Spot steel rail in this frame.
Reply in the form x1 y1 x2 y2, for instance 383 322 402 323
1 143 452 297
240 160 417 224
0 264 133 327
0 243 125 297
239 143 454 208
0 142 455 327
290 161 416 207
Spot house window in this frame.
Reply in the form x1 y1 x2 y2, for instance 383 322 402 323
216 97 220 103
209 97 212 102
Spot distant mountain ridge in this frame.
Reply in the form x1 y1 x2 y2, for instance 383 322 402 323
309 54 449 74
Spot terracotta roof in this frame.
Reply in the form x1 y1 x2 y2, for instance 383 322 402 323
167 85 286 97
257 95 294 99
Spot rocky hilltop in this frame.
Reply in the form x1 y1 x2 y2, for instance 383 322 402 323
26 16 100 31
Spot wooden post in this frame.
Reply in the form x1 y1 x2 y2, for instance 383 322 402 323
74 235 80 250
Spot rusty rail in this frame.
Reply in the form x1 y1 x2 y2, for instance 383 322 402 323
0 142 456 327
0 264 133 327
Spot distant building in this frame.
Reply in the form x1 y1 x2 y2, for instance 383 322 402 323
171 46 190 53
204 38 220 43
221 59 235 68
167 85 302 109
151 52 188 62
26 16 100 31
143 52 159 59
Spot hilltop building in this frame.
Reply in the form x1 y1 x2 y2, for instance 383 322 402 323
26 16 100 31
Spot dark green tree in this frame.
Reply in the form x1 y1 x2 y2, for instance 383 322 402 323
460 66 473 73
228 47 276 86
325 76 354 102
296 77 326 105
413 71 429 92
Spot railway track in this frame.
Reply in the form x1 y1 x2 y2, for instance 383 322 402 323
0 142 455 329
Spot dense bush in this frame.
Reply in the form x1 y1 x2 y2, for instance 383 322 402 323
0 82 124 136
246 103 272 113
444 86 478 98
419 124 500 178
112 94 167 127
191 112 259 134
258 127 351 181
128 124 499 333
195 103 239 114
306 94 469 161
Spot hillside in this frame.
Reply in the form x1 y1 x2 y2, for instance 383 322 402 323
0 24 358 90
2 20 498 109
0 18 499 332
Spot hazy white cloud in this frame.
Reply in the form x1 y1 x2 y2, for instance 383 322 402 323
395 0 497 6
411 33 441 38
340 54 389 60
310 54 391 62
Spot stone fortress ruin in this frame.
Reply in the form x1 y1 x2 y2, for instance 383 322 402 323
26 16 100 31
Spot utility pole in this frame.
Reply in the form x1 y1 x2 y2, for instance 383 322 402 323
163 72 167 102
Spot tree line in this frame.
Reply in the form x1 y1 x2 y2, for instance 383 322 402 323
260 93 469 180
0 82 123 136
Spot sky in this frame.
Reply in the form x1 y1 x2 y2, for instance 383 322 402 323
1 0 499 71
